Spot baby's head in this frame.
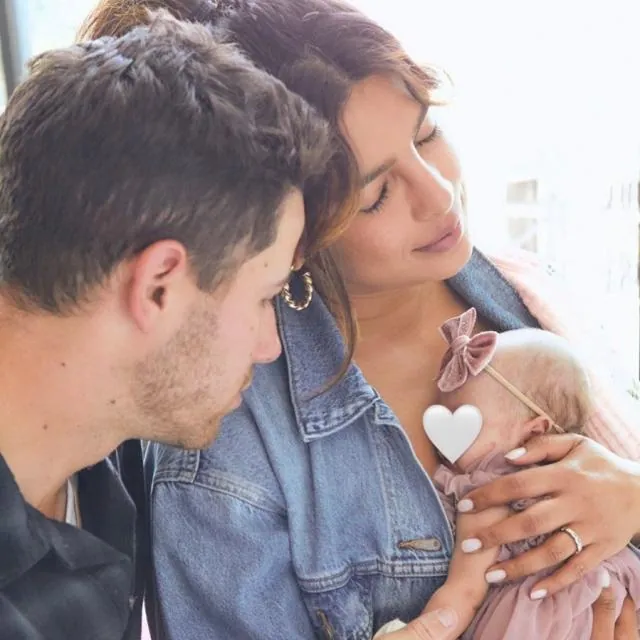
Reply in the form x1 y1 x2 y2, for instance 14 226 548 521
438 325 592 470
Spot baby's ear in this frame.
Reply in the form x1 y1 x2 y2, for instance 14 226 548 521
524 415 552 437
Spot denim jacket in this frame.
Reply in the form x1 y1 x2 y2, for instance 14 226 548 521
146 249 542 639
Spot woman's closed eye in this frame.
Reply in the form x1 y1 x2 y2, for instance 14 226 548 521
360 124 443 215
415 123 442 149
361 181 390 214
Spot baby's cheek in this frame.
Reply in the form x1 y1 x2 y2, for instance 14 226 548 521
457 433 499 470
499 418 531 450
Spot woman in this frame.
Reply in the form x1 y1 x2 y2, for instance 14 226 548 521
83 1 640 637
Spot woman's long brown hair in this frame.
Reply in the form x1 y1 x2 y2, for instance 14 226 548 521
81 0 441 384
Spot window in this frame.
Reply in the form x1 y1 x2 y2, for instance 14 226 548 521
0 0 96 108
25 0 96 52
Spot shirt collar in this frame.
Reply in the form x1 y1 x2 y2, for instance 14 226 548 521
0 453 135 588
0 454 51 587
278 249 539 443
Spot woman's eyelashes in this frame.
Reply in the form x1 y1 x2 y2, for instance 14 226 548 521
360 125 443 215
361 181 390 214
415 124 442 149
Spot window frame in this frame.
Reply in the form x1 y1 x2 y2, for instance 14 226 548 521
0 0 30 97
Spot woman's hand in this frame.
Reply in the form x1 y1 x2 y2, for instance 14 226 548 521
591 583 638 639
375 504 508 639
456 433 640 597
376 608 460 639
379 567 640 640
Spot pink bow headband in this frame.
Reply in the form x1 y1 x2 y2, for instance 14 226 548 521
436 308 562 432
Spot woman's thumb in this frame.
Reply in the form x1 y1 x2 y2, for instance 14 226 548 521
382 608 459 640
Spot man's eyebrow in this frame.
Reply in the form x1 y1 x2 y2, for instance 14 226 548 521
360 104 429 187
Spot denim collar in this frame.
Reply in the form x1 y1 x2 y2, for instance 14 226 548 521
278 248 539 443
277 289 379 443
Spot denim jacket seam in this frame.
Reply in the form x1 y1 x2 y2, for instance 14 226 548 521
278 299 307 435
152 469 286 517
297 557 450 593
301 399 380 442
150 447 200 483
370 425 395 550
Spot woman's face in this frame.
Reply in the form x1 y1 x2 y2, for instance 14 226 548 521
335 75 472 295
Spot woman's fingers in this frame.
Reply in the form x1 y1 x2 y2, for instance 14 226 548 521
485 532 599 598
591 572 616 640
614 596 638 639
459 465 560 514
502 433 584 466
378 609 459 640
526 542 603 598
461 497 572 553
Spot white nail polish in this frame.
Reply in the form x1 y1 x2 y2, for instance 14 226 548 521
485 569 507 584
457 499 474 513
505 447 526 461
461 538 482 553
530 589 547 600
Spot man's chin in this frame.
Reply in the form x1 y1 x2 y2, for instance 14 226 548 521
192 402 243 448
164 395 245 451
203 413 228 445
169 416 223 451
230 392 244 411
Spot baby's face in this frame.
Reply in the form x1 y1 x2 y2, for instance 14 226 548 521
438 373 528 471
433 328 581 471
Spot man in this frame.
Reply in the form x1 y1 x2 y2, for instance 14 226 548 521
0 13 333 640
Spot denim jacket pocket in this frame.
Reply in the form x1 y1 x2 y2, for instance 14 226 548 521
300 575 373 640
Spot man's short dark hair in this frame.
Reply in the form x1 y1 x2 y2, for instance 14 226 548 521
0 11 332 313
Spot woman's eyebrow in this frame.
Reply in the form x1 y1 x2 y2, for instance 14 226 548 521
359 103 429 187
361 159 395 187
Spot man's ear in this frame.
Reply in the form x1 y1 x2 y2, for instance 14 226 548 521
524 415 553 438
125 240 191 333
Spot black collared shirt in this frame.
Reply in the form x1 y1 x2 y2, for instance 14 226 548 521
0 442 146 640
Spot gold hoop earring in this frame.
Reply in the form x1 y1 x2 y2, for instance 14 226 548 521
281 270 313 311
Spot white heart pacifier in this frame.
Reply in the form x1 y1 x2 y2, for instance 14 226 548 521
422 404 483 464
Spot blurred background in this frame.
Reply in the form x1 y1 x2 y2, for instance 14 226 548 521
2 0 639 379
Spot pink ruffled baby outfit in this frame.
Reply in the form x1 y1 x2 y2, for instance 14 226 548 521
435 453 640 639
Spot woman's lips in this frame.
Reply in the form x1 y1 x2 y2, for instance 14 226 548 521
414 219 463 254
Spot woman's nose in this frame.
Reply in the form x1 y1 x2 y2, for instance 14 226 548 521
408 160 455 221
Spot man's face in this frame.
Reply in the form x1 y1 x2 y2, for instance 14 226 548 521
132 189 304 449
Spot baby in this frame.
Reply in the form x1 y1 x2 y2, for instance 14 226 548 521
428 307 640 639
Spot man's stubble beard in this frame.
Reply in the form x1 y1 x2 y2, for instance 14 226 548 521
130 303 224 449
